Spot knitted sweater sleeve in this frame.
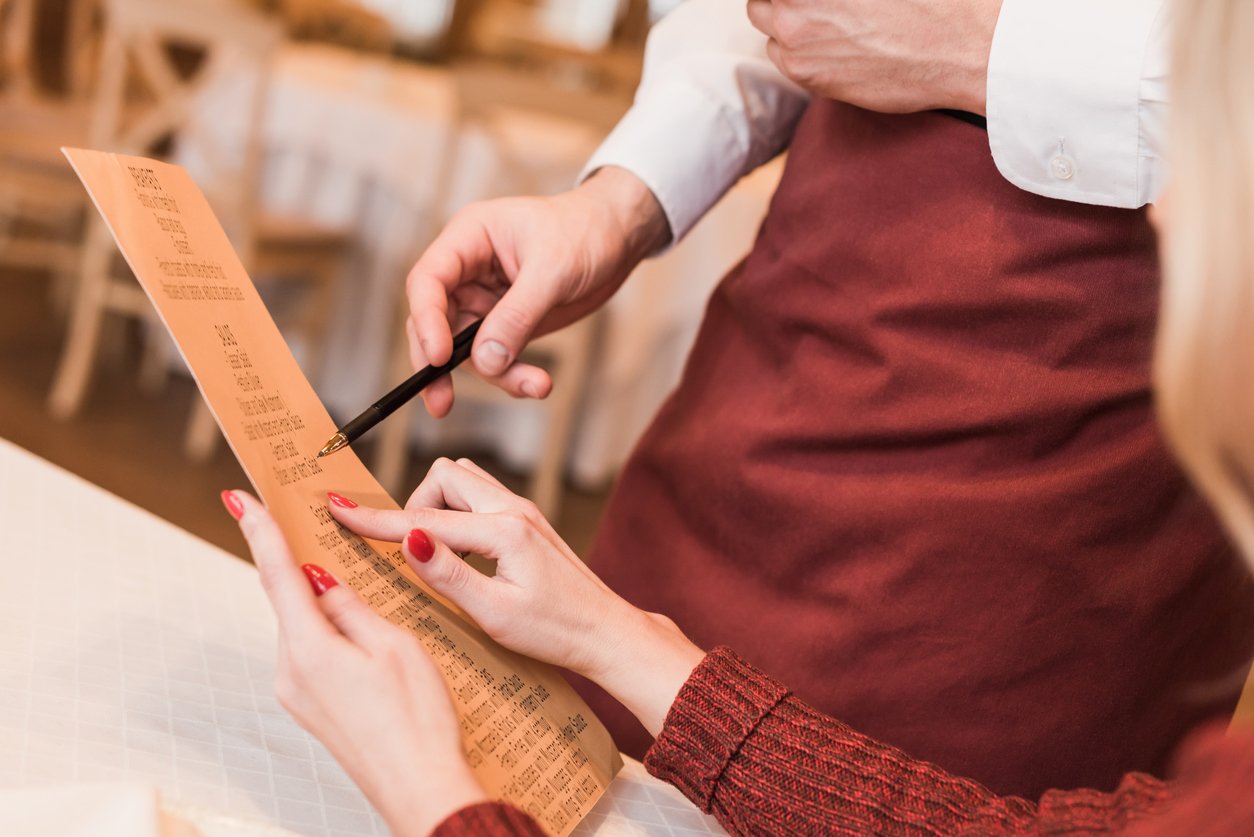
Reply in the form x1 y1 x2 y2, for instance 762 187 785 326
644 646 1254 836
430 801 547 836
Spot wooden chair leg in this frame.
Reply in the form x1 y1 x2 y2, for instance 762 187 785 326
372 323 419 498
47 221 112 419
137 320 174 394
184 398 220 461
527 316 596 520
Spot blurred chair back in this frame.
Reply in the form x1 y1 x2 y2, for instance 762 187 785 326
47 0 281 418
51 0 352 451
0 0 102 278
1 0 101 104
93 0 281 257
0 0 36 97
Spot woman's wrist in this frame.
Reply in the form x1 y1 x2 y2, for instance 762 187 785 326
582 604 706 737
376 760 488 837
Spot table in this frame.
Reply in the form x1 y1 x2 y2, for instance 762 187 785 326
0 438 724 835
184 43 781 488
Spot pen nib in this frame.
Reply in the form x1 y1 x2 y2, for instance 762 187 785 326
317 432 348 458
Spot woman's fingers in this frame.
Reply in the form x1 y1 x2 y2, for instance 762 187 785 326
401 528 498 615
453 458 509 490
225 491 337 643
331 501 528 562
402 457 525 514
226 491 408 656
311 573 401 650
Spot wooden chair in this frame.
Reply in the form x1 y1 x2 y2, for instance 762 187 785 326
371 63 627 518
46 0 352 464
0 0 100 278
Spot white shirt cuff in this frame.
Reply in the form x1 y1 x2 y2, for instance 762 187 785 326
579 83 751 244
987 0 1169 208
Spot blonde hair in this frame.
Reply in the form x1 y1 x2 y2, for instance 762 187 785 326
1156 0 1254 563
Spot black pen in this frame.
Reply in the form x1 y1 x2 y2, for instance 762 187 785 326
317 319 483 457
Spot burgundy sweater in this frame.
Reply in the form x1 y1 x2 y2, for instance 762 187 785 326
433 648 1254 836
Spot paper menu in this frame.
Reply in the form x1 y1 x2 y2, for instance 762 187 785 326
61 148 622 834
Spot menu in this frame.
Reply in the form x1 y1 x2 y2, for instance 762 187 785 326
62 147 622 835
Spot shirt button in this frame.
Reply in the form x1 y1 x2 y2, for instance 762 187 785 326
1050 155 1075 180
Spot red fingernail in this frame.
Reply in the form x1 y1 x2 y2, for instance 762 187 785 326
406 529 435 563
327 492 358 509
301 564 339 596
221 490 244 520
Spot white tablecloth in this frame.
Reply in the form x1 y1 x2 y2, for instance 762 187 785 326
0 438 725 835
187 42 780 487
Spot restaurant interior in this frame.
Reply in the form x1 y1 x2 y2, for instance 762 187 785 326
0 0 779 558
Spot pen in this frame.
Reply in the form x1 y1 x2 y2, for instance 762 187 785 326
317 319 483 457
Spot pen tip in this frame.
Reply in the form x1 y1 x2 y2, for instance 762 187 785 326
317 432 348 458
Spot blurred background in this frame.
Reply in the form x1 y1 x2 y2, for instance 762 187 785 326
0 0 779 559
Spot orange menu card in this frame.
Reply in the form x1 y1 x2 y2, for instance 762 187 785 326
62 148 621 834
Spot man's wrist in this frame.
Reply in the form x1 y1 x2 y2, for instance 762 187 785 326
580 166 672 265
943 0 1000 116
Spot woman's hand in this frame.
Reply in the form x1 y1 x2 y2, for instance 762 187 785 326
222 490 487 837
405 167 669 418
327 458 706 736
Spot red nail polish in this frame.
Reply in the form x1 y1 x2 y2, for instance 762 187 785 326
327 492 358 509
221 490 244 520
406 529 435 563
301 564 339 596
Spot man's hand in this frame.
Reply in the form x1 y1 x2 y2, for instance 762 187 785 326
406 167 669 417
746 0 1002 115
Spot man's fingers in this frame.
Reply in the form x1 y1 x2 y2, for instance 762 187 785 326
406 213 495 367
406 317 455 418
227 491 336 643
745 0 775 37
472 272 555 378
484 362 553 400
407 278 454 368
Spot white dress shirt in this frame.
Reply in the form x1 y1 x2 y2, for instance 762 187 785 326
583 0 1170 241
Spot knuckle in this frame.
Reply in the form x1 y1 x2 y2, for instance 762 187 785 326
378 631 414 662
449 203 482 228
254 555 284 593
502 510 534 541
319 592 355 626
512 497 544 526
431 554 471 593
474 606 506 638
771 43 795 76
772 7 800 42
491 303 534 337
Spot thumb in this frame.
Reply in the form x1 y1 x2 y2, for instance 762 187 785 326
472 273 555 376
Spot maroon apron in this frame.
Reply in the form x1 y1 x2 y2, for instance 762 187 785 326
581 101 1254 797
